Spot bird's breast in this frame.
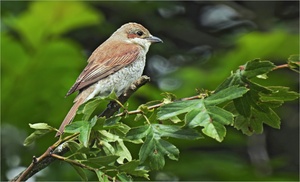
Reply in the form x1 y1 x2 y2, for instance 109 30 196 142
83 55 146 102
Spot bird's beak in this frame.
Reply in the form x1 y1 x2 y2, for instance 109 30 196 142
146 35 163 43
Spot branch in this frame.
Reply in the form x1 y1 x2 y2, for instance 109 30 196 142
272 62 300 70
11 75 150 182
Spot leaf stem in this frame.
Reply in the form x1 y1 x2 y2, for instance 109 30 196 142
272 62 299 70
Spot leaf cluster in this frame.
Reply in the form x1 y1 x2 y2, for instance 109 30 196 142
24 58 299 181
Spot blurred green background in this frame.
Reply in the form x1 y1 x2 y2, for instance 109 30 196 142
1 1 299 181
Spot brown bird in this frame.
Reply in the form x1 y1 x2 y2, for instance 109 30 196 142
56 22 162 137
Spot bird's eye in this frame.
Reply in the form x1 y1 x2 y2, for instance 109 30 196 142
136 30 144 36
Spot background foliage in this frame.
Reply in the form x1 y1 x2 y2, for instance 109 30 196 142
1 1 299 181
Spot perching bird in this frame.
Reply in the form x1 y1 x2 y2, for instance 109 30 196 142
56 22 162 136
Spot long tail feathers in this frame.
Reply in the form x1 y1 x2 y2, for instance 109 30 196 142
55 97 85 137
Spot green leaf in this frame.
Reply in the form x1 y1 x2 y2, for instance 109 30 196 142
67 141 87 160
65 121 91 147
247 81 272 94
185 106 210 128
287 55 300 73
260 86 299 102
185 104 233 141
138 126 181 170
85 155 119 166
241 59 276 79
205 86 248 105
101 141 115 156
23 129 51 146
126 125 151 140
157 99 202 120
214 71 244 92
78 98 103 121
117 173 133 182
201 121 226 142
29 123 56 130
253 108 281 129
115 140 132 164
71 164 88 181
207 106 234 125
158 139 179 161
152 124 202 140
118 161 149 179
118 160 139 172
95 170 109 182
233 96 251 117
234 115 254 136
139 129 155 163
149 147 165 170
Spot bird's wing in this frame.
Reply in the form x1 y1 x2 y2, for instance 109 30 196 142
66 43 140 96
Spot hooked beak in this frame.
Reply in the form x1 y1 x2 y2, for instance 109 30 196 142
146 35 163 43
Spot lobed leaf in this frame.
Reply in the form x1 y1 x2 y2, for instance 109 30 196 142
64 121 91 147
242 59 276 79
205 86 248 105
157 100 202 120
260 86 299 102
152 124 202 140
126 125 151 140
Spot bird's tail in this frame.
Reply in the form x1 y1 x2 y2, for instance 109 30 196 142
55 96 85 137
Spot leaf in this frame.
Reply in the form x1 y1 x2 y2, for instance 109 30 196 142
95 170 109 182
139 129 155 163
185 107 210 128
201 121 226 142
234 115 254 136
241 59 276 79
253 108 281 129
214 71 244 92
117 173 133 182
118 160 140 172
29 123 56 130
152 124 202 140
65 121 91 147
207 106 234 125
157 100 202 120
138 126 182 170
23 129 51 146
118 161 149 179
149 147 165 170
85 155 119 166
247 81 272 94
233 96 251 117
78 98 103 121
185 104 233 142
157 139 179 161
71 164 88 181
67 141 87 160
126 125 151 140
260 86 299 102
287 54 300 73
115 140 132 164
161 92 177 103
205 86 248 105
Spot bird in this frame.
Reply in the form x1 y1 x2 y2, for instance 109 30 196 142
56 22 162 137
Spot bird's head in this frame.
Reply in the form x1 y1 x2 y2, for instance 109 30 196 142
112 22 163 51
